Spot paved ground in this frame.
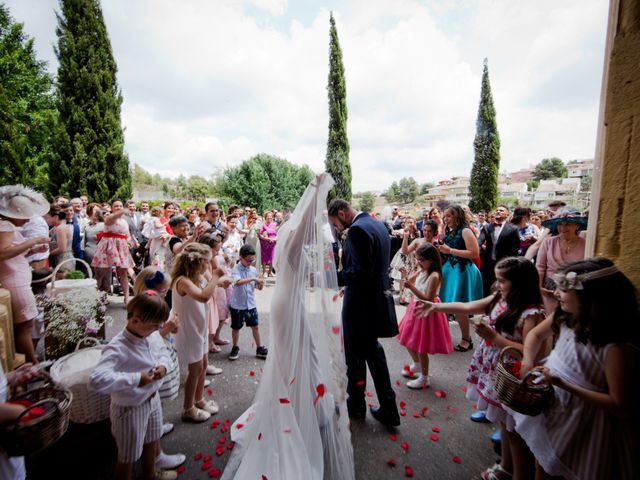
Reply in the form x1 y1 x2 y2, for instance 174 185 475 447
27 279 498 479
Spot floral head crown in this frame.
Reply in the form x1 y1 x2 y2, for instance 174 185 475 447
552 265 619 290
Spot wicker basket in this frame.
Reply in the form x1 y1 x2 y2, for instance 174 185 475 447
0 372 72 456
494 346 554 416
50 337 110 424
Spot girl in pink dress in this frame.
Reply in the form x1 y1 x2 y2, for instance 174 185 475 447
259 212 277 277
398 243 452 389
91 199 135 305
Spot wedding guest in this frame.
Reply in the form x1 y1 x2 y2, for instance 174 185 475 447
0 185 50 364
259 211 277 277
22 205 55 269
242 208 261 268
510 207 539 257
428 207 444 239
49 204 75 272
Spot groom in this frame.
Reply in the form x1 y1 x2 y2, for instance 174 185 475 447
328 199 400 426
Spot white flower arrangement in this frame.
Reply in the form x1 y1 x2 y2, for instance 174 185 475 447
38 288 113 359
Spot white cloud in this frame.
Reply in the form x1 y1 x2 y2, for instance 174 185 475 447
5 0 608 193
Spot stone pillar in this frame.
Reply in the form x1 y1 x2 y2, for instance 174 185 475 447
587 0 640 289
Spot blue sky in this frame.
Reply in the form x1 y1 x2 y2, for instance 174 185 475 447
4 0 608 192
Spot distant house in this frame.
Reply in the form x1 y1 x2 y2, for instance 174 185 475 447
423 177 470 208
508 167 536 183
567 159 594 179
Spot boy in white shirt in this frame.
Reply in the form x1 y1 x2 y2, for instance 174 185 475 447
90 291 178 480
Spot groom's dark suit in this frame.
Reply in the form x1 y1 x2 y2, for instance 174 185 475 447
337 212 398 418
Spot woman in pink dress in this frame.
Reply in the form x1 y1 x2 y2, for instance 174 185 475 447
259 211 277 277
536 208 587 314
91 199 135 305
0 186 50 363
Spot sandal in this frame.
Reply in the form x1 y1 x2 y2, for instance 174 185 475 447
480 463 512 480
214 338 230 346
181 407 211 423
209 344 222 353
195 399 219 415
454 338 474 352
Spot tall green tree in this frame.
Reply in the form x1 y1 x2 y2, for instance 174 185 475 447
216 154 314 212
533 157 567 180
51 0 131 201
469 59 500 213
358 191 376 213
0 4 55 193
324 12 351 202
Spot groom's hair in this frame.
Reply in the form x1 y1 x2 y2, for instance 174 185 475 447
328 199 350 217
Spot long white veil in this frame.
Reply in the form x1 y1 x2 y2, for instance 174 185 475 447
222 172 355 480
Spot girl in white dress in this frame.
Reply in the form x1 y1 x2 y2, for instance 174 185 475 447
516 257 639 480
171 243 230 423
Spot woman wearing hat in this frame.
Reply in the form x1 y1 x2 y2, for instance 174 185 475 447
0 186 51 364
536 207 587 314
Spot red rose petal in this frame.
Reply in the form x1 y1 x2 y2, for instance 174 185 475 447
452 456 462 464
405 466 414 477
399 401 407 409
399 409 406 416
218 437 226 444
207 388 213 396
431 426 441 433
203 454 212 463
201 462 212 471
366 391 373 397
421 407 428 416
461 386 468 393
331 325 340 334
249 370 255 377
227 442 235 450
356 380 366 386
389 434 397 442
236 423 244 429
387 458 396 467
430 434 439 441
262 476 268 480
401 441 409 453
177 465 185 474
395 380 401 386
215 446 225 456
279 398 291 404
194 452 203 461
220 426 229 433
223 419 231 426
412 412 420 418
208 468 221 478
435 390 446 398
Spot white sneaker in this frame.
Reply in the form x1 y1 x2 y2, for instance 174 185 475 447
406 375 430 390
204 379 211 387
401 363 420 379
155 452 186 469
206 365 223 375
161 422 174 437
197 399 219 415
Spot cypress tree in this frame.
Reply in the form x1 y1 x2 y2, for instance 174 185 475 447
51 0 131 201
469 59 500 213
325 12 351 202
0 4 55 194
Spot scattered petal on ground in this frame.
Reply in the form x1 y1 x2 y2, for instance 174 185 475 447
366 391 373 397
412 412 420 418
432 426 441 433
399 401 407 409
215 446 225 456
207 388 213 396
396 380 401 386
194 452 202 461
356 380 366 386
249 371 255 377
203 454 212 463
387 459 396 467
401 441 409 453
400 410 406 417
389 434 397 442
218 437 226 444
430 434 439 441
435 391 447 398
421 407 428 416
236 423 244 429
177 466 185 474
227 442 235 450
279 398 290 404
452 456 462 464
208 468 221 478
201 462 212 471
405 466 414 477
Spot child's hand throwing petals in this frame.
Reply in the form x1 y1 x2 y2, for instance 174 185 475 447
474 323 496 341
139 370 155 387
218 275 232 289
416 301 436 316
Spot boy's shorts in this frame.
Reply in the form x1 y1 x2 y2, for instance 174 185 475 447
110 392 163 463
229 307 259 329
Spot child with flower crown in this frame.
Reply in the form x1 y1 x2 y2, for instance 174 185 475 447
170 243 231 423
515 257 639 480
89 291 178 480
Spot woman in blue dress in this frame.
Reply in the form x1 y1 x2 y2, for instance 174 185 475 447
436 205 484 351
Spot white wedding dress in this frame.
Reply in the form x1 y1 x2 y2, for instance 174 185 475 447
222 173 355 480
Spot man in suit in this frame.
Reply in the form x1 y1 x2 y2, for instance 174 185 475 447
328 199 400 426
477 204 520 296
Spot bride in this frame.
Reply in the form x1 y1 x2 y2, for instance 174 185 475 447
222 173 355 480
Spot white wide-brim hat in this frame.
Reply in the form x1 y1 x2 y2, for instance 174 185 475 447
0 185 50 220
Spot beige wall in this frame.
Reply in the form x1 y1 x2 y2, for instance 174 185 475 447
589 0 640 290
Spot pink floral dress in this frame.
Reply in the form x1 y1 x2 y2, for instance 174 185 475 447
91 218 134 269
466 299 544 429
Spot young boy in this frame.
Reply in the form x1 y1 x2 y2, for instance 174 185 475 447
89 292 178 480
228 244 267 360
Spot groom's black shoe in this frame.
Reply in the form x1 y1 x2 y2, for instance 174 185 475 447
370 405 400 427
